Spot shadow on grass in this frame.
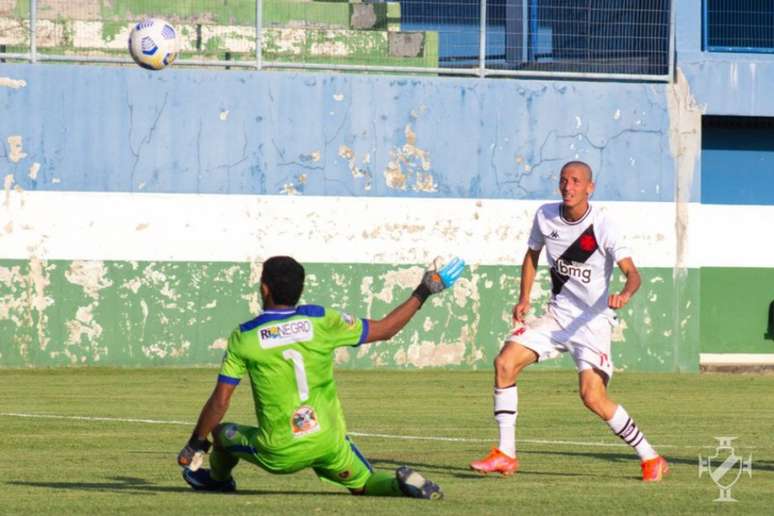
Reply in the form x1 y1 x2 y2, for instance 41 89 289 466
373 449 774 478
370 458 613 479
7 476 346 497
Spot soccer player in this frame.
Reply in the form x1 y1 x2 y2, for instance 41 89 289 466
469 161 669 482
178 255 464 499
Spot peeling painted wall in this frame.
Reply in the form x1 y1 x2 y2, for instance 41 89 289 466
0 258 690 371
0 65 675 201
0 62 701 371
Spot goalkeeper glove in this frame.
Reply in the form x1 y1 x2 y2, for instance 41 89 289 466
412 257 465 307
177 433 211 471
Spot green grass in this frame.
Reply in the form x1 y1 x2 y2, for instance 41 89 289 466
1 368 772 514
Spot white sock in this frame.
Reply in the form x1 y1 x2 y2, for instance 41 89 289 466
606 405 658 461
494 385 518 458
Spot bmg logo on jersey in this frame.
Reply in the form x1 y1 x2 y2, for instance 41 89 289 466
259 319 314 348
555 258 592 283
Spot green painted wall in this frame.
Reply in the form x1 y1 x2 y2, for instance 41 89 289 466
0 259 698 371
700 268 774 354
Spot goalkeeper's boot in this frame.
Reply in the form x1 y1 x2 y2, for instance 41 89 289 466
182 468 236 492
641 456 669 482
395 466 443 500
469 447 519 476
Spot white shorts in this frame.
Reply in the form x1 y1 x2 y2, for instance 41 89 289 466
506 312 615 381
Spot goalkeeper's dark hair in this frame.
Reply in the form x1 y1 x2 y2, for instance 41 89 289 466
261 256 305 306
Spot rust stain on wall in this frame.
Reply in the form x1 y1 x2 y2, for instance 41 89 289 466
384 124 437 192
7 135 28 163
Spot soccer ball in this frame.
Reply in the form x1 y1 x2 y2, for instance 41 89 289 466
128 18 179 70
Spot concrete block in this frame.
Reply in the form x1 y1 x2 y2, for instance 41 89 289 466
350 4 377 30
389 31 423 58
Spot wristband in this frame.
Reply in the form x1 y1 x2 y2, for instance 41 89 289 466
412 283 431 306
187 433 212 453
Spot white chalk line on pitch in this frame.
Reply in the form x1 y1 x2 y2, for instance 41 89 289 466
0 411 688 449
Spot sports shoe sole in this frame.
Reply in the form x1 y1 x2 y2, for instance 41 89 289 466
396 466 443 500
182 468 236 493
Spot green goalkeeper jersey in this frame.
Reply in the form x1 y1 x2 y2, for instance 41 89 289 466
218 305 368 468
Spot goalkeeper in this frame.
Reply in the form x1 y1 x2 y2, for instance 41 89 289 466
178 255 465 499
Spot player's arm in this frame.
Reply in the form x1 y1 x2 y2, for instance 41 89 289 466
178 330 245 470
364 296 422 343
191 380 236 442
177 380 237 470
609 257 640 309
364 257 465 343
513 247 541 323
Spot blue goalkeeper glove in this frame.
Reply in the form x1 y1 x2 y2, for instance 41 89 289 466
412 257 465 306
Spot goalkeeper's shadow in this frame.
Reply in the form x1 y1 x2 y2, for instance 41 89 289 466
6 477 347 497
369 457 473 474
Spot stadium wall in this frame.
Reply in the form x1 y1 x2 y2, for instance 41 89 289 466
677 0 774 368
4 6 774 371
1 64 702 371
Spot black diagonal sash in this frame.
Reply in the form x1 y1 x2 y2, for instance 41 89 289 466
550 224 598 295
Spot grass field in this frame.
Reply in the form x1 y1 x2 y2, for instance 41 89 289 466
1 368 772 514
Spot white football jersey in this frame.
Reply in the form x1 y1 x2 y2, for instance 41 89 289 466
527 203 631 327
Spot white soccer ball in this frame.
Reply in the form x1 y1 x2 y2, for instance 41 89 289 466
128 18 179 70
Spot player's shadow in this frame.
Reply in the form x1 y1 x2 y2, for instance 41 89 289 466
6 477 346 497
369 458 471 474
370 457 591 480
522 448 774 470
373 448 774 480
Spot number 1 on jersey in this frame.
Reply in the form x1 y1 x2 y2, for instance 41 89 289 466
282 349 309 402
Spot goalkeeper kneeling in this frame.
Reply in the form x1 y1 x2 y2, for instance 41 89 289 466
178 255 464 499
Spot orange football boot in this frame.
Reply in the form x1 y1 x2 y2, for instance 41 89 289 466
641 455 670 482
469 448 519 476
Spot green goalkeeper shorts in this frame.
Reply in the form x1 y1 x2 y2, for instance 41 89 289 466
215 422 373 489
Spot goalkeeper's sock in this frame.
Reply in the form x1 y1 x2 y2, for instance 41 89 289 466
362 471 402 496
494 385 518 458
606 405 658 461
209 446 239 482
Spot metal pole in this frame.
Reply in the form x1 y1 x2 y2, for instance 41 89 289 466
479 0 488 77
29 53 670 81
256 0 263 70
522 0 529 62
668 0 676 81
30 0 37 63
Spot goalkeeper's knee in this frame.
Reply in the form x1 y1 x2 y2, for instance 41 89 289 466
212 422 237 447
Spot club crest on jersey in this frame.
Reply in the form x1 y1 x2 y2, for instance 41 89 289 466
555 258 592 283
258 319 314 348
291 405 320 437
579 233 598 252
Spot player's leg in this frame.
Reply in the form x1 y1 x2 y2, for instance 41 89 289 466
314 436 442 500
208 423 242 480
353 468 442 500
470 318 562 475
577 368 669 482
491 341 538 457
182 422 258 492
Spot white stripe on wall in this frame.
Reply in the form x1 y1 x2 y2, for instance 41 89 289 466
0 190 695 267
697 204 774 268
700 353 774 365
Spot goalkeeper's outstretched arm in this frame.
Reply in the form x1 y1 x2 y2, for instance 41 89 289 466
364 257 465 344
